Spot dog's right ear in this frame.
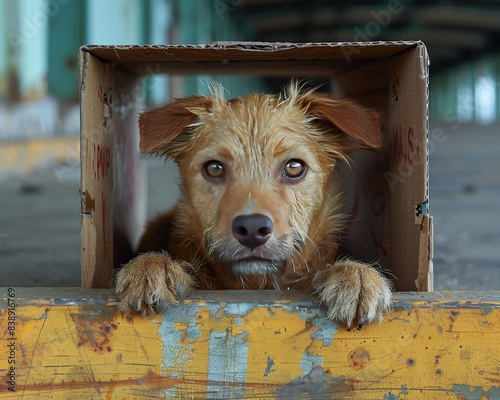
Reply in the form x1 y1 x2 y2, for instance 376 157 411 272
139 96 213 155
298 91 382 151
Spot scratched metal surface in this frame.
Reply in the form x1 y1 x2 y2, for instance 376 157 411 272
0 289 499 399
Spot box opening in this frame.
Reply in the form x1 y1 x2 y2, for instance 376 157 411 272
80 42 432 292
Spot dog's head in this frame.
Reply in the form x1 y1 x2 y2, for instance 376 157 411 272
139 83 381 281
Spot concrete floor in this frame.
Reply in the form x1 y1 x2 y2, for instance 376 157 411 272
1 123 499 290
429 123 500 290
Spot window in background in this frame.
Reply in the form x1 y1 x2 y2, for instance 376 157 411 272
457 64 474 124
474 60 496 126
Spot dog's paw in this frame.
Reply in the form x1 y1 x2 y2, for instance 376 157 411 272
115 252 193 317
312 259 392 330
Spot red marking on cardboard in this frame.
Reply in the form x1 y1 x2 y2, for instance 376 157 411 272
392 125 421 165
94 144 111 181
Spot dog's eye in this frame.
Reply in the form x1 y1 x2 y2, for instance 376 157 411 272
283 159 306 180
203 160 225 179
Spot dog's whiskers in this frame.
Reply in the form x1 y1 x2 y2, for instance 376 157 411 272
269 274 281 290
295 249 310 274
239 276 248 290
258 274 266 290
303 232 321 262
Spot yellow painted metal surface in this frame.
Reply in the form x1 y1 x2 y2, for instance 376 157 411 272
1 288 499 399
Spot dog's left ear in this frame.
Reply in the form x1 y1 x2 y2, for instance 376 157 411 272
139 96 213 154
299 92 382 151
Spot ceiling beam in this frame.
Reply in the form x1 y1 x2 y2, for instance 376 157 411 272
414 6 500 31
247 5 500 34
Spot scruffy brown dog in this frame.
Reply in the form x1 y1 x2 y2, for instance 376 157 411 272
115 82 392 330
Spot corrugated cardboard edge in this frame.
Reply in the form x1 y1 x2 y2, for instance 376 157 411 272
415 215 433 291
79 49 94 286
415 42 432 292
78 41 426 70
79 47 115 288
80 40 424 52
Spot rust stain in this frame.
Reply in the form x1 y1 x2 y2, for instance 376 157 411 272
484 371 500 385
84 191 96 213
349 347 370 370
70 313 119 354
16 366 353 397
448 310 460 331
347 375 362 391
124 313 134 323
14 369 177 393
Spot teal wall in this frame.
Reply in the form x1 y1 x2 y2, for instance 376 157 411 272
86 0 146 45
3 0 49 100
48 0 85 100
0 0 6 97
3 0 496 123
0 0 265 104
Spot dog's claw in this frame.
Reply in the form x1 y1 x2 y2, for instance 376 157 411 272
128 302 141 314
152 298 171 314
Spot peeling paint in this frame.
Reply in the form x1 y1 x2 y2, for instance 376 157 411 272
309 312 339 346
300 353 323 378
207 301 256 319
207 327 249 398
276 366 349 399
392 300 415 311
284 304 338 346
440 301 498 316
400 384 409 395
159 302 202 387
283 304 319 320
449 383 500 399
264 355 275 377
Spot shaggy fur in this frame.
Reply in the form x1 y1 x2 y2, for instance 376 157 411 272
115 82 392 329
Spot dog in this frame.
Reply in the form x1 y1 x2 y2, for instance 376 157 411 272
115 82 392 330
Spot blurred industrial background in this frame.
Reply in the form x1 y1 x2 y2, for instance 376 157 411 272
0 0 499 289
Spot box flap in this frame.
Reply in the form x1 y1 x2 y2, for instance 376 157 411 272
80 41 424 76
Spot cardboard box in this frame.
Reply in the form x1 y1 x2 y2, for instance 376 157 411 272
79 42 433 291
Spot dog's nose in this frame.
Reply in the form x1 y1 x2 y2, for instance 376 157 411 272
232 214 273 249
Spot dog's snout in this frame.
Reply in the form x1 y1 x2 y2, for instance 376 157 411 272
232 214 273 249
